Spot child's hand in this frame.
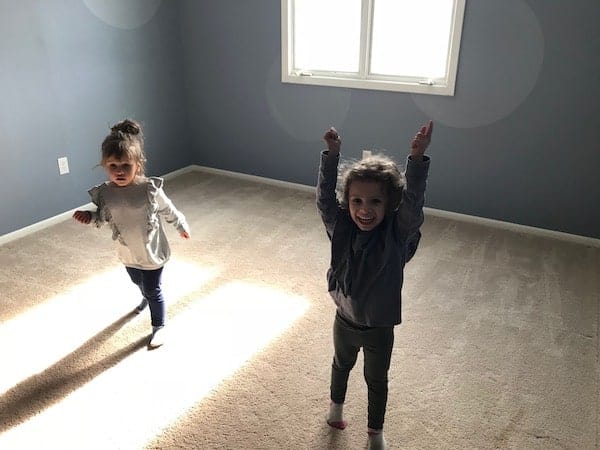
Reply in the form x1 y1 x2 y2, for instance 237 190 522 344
73 210 92 224
180 231 190 239
410 120 433 160
323 127 341 156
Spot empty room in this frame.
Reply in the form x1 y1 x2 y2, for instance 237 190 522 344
0 1 598 449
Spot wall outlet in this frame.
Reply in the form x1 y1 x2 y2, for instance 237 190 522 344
362 150 372 159
57 157 70 175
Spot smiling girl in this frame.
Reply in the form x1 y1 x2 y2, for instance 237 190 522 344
73 119 190 348
317 121 433 450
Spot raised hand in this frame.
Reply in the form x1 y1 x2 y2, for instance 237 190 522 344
410 120 433 160
323 127 341 156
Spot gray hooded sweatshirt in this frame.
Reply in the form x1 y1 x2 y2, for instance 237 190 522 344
317 150 430 327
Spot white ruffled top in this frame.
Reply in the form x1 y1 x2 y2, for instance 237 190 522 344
88 177 189 270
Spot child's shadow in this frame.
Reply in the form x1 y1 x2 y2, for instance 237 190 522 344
0 310 147 432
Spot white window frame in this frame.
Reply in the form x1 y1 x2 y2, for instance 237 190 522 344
281 0 466 96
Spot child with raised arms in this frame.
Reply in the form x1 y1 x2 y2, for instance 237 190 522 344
317 121 433 449
73 119 190 348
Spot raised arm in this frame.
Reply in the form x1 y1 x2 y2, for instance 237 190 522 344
323 127 341 156
409 120 433 162
396 121 433 233
316 127 342 238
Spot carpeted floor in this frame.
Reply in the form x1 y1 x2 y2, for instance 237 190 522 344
0 170 598 450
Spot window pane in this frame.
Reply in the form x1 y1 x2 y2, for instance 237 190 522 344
370 0 454 78
293 0 362 73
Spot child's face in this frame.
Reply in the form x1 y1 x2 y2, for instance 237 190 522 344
104 156 140 187
348 180 387 232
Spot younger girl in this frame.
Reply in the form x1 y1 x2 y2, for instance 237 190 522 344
317 121 433 450
73 119 190 348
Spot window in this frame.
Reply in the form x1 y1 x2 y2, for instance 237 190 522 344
281 0 466 95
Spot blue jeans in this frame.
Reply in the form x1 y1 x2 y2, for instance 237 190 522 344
125 266 165 327
330 312 394 430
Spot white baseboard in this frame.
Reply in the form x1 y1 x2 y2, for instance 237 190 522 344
190 165 600 248
421 207 599 247
161 165 198 181
2 164 599 248
190 164 316 194
0 203 96 246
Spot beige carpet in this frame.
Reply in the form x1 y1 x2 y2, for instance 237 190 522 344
0 170 598 450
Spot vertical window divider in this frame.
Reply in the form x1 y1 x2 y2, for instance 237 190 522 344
281 0 292 79
358 0 373 78
444 0 466 94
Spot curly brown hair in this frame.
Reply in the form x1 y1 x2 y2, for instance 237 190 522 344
337 153 406 212
100 119 147 174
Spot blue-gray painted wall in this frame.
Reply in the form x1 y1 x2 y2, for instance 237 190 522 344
0 0 190 236
2 0 599 239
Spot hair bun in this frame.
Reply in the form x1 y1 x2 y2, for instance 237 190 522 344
111 119 141 136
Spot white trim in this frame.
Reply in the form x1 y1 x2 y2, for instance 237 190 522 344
445 0 466 96
161 165 198 181
192 165 600 248
280 0 291 82
281 74 453 95
190 164 316 194
281 0 466 96
2 164 599 248
423 207 600 248
0 203 96 246
0 166 198 246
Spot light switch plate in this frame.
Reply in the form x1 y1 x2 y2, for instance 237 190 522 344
58 157 70 175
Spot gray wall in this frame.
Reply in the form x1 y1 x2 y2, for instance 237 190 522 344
0 0 190 236
180 0 600 239
2 0 599 240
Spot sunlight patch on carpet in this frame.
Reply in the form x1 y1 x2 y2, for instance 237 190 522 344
0 281 309 450
0 259 219 396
